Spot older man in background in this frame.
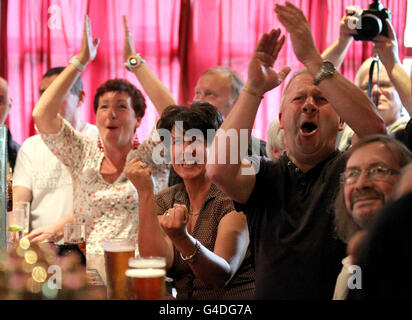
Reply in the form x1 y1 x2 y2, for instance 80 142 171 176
333 135 412 299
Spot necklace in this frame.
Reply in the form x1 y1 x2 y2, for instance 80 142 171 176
97 137 139 152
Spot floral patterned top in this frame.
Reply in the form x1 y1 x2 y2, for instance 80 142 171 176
41 117 169 255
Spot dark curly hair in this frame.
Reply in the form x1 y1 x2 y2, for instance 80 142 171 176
156 101 224 150
42 67 83 96
93 79 146 118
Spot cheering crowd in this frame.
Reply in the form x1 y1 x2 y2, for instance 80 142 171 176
2 2 412 300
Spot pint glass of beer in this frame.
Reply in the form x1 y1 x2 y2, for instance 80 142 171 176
126 268 166 300
128 256 166 269
104 238 135 300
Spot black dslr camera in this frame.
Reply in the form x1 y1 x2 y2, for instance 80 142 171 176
353 0 392 41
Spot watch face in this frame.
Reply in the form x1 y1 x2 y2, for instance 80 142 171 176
129 57 138 66
324 61 336 73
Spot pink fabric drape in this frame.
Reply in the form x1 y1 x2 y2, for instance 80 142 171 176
6 0 181 144
5 0 408 144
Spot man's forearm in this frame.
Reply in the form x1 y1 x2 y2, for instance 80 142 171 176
32 64 80 134
387 64 412 115
305 58 386 137
132 64 176 115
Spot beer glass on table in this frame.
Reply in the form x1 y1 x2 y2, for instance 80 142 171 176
125 268 166 300
128 256 166 270
104 238 135 300
62 223 86 265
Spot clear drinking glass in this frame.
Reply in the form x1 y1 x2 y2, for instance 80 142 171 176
64 223 86 255
14 201 30 235
7 209 25 245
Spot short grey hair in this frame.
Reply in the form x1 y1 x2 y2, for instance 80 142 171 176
202 66 244 106
280 68 310 112
266 117 284 160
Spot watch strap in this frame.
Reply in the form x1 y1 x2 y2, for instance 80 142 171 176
313 61 336 86
69 56 86 72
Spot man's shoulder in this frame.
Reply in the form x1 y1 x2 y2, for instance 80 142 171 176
20 134 44 149
19 135 59 159
249 135 267 157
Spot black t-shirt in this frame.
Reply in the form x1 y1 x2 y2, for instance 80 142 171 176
347 192 412 300
393 118 412 151
235 151 346 299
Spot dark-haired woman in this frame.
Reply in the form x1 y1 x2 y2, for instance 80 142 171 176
125 103 255 299
31 15 174 255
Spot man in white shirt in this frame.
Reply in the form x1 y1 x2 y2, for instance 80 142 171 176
13 67 98 242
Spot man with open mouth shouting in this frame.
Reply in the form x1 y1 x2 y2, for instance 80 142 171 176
207 2 386 299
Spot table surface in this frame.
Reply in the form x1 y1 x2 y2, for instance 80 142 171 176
86 253 107 286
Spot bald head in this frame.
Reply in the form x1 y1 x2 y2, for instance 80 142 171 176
355 58 403 127
0 77 11 125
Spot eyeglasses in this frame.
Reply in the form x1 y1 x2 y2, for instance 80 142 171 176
342 166 400 185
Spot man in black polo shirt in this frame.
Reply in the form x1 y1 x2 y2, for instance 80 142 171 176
207 3 386 299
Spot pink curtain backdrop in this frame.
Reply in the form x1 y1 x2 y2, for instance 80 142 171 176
4 0 408 144
6 0 181 143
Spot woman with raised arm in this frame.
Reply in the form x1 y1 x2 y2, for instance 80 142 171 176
30 15 174 254
125 102 255 299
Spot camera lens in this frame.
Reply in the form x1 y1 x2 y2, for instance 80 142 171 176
357 14 383 40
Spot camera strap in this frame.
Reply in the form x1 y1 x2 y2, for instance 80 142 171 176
368 57 380 103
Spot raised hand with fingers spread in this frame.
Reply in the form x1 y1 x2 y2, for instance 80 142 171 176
246 28 291 96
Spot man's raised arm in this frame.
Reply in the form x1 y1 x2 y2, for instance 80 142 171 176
206 29 290 204
276 2 386 138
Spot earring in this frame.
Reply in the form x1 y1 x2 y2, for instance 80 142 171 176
133 132 139 150
98 137 104 152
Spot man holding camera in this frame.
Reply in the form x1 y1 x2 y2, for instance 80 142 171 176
322 3 412 151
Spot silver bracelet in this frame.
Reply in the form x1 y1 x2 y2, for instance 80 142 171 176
179 239 200 264
69 56 86 72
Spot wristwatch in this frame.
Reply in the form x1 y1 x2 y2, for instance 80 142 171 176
313 61 336 85
124 54 145 71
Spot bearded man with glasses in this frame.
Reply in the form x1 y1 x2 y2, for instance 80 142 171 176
332 134 412 300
